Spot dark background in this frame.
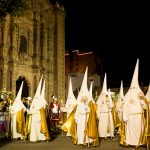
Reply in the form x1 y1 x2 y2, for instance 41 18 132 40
50 0 149 88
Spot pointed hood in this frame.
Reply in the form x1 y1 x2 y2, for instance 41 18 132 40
34 75 43 99
101 73 107 94
15 81 24 103
96 73 108 105
117 80 124 108
124 59 143 103
107 88 114 107
89 81 95 103
40 80 48 107
77 66 91 104
64 77 77 112
119 80 124 99
80 66 88 92
146 83 150 101
30 75 43 111
89 81 93 99
130 58 140 89
12 81 26 111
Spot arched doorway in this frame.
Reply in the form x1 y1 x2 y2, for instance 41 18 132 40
16 76 29 97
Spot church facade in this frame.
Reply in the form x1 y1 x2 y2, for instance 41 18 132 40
0 0 65 102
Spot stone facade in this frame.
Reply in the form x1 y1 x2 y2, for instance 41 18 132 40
0 0 65 103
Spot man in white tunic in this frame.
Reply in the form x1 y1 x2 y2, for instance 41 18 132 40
75 67 99 146
96 74 114 139
123 59 145 149
116 81 124 135
75 96 90 147
28 76 50 142
64 77 77 136
74 67 93 147
62 67 99 147
116 81 124 121
10 81 26 140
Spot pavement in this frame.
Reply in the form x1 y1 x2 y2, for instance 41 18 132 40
0 132 147 150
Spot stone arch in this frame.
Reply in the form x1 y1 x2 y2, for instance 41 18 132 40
16 76 30 97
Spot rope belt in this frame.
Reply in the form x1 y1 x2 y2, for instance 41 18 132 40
130 113 143 115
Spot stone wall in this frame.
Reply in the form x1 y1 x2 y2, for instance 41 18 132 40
0 0 65 103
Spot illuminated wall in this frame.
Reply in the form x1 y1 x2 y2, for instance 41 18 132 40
0 0 65 102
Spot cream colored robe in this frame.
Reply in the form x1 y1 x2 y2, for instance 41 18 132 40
97 100 114 138
74 103 91 145
10 103 26 139
123 99 145 146
29 103 46 142
116 100 124 121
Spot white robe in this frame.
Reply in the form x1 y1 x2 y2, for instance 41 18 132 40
10 103 26 139
116 100 124 121
123 100 145 146
74 103 91 145
29 106 46 142
97 101 114 138
11 113 22 139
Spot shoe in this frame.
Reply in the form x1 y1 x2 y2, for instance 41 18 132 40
135 146 139 150
79 144 86 148
111 137 114 140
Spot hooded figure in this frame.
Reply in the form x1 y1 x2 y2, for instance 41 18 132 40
62 67 99 147
116 81 124 121
123 59 145 148
115 81 125 142
64 77 77 136
89 81 96 104
10 81 26 140
74 67 99 147
74 67 91 146
96 73 114 139
28 75 50 142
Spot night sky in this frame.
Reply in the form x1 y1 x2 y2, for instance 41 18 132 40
50 0 149 88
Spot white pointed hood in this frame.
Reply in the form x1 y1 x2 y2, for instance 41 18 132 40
107 88 114 107
30 75 43 111
117 80 124 107
89 81 93 99
77 66 91 104
12 81 26 112
130 59 140 89
124 59 143 103
40 80 48 108
146 83 150 101
64 77 77 112
96 73 108 105
119 80 124 99
89 81 95 103
101 73 107 94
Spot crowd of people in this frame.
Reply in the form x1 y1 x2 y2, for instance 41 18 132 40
62 59 150 149
0 76 64 142
0 59 150 150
